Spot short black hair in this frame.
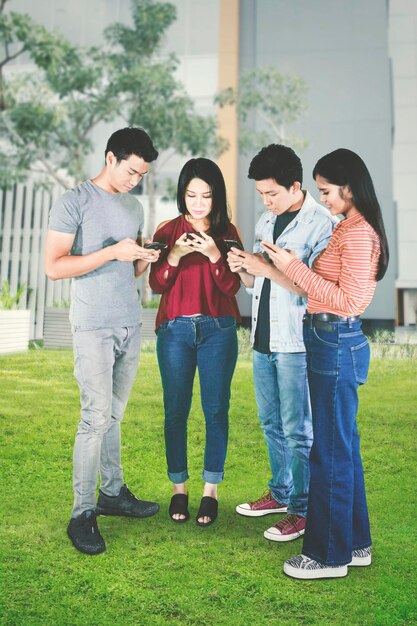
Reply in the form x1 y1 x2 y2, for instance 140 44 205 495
177 158 231 237
105 127 158 163
248 144 303 188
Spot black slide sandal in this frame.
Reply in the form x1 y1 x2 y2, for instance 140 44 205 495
196 496 218 527
169 493 190 523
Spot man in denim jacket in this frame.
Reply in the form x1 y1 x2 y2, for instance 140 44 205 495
228 144 336 542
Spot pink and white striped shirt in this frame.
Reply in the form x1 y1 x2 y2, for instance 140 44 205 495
284 212 381 316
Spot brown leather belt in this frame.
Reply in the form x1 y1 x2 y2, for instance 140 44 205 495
303 312 360 332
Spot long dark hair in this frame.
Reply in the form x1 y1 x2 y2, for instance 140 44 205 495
313 149 389 280
177 158 231 237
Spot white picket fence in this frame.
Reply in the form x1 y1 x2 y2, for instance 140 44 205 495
0 183 71 340
0 183 164 342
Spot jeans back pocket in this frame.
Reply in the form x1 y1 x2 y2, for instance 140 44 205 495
308 327 339 376
351 339 370 385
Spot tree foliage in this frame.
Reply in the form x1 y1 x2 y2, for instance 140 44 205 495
0 0 224 190
216 65 308 153
104 0 224 164
0 1 119 187
105 0 176 60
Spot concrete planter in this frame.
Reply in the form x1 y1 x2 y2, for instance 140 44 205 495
43 308 72 348
0 309 31 354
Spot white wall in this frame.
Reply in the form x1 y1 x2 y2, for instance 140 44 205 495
389 0 417 325
237 0 396 324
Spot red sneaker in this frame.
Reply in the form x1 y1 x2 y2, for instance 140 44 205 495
264 513 306 542
236 490 287 517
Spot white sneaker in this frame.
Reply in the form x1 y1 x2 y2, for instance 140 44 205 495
283 554 348 580
349 547 372 567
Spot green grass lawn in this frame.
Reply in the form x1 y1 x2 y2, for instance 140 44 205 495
0 344 416 626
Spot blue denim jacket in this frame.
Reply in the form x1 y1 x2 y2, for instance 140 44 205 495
249 191 337 353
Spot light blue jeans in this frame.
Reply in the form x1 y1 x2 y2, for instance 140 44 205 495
71 325 141 517
253 350 313 517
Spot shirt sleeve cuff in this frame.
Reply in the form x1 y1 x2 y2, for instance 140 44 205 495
210 255 226 267
160 259 180 279
285 258 309 286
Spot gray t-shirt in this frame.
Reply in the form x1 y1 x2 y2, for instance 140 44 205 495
48 180 143 329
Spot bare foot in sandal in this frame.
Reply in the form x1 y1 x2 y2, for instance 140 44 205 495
197 483 218 526
170 483 189 522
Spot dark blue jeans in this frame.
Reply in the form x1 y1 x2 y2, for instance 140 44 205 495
302 319 372 566
156 315 238 484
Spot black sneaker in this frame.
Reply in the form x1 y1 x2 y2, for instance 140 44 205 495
96 484 160 519
67 510 106 555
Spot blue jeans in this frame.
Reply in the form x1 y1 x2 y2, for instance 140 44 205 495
302 319 372 566
157 315 238 484
253 350 312 517
72 325 141 517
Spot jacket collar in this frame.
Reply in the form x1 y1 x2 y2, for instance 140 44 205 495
268 190 333 227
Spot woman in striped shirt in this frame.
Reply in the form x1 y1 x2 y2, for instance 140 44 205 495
262 148 389 580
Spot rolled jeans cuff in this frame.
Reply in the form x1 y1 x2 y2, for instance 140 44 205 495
168 469 189 484
202 469 224 484
287 508 307 519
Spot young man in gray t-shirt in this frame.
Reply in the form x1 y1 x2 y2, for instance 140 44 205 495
45 127 161 555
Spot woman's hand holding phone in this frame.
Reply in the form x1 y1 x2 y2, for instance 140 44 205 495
260 241 296 272
170 231 230 265
184 232 221 263
167 232 201 265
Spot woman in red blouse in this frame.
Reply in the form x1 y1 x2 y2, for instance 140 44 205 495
262 149 389 579
149 158 242 526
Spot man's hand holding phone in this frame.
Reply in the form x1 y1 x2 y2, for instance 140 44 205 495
224 239 246 273
135 239 165 263
224 239 244 253
239 250 275 277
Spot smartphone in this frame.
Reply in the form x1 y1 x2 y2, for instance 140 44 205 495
260 241 274 263
185 232 201 240
224 239 244 252
143 242 167 250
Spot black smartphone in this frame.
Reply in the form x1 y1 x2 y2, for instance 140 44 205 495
260 242 275 263
224 239 244 252
185 232 203 240
144 242 167 250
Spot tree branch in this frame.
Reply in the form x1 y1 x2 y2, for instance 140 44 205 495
157 148 175 171
36 158 73 189
0 0 10 14
256 108 283 139
0 45 27 70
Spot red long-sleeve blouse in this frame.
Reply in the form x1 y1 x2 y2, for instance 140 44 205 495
149 215 242 331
